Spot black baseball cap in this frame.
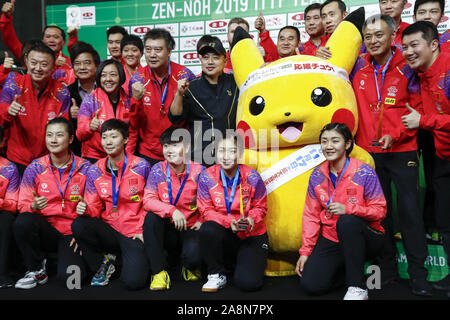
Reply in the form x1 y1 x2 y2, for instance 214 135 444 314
198 38 226 56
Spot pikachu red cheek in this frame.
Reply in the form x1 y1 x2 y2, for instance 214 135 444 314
331 108 356 133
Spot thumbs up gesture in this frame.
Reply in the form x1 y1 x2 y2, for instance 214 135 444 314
89 109 101 132
70 98 79 119
3 51 14 70
56 51 66 67
131 81 145 101
76 195 87 216
255 11 266 34
401 103 421 129
1 1 15 17
31 190 48 211
8 95 22 117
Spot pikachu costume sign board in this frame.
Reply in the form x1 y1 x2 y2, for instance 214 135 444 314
231 8 375 276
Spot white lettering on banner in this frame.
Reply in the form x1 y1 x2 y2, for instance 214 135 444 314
260 144 325 194
239 61 349 97
152 2 176 19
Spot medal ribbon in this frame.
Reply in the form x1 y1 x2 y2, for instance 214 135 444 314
166 162 190 206
220 165 240 216
109 153 128 211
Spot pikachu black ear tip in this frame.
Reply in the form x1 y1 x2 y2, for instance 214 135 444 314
231 26 252 53
345 7 365 38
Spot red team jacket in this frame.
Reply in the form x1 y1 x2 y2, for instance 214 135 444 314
0 156 20 213
197 164 267 240
76 87 137 160
129 61 195 160
298 35 330 56
143 160 205 227
0 13 75 85
417 51 450 160
0 73 70 166
352 48 422 153
83 154 150 237
300 158 386 257
18 154 91 235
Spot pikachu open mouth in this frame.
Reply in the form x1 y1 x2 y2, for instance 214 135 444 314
277 122 304 142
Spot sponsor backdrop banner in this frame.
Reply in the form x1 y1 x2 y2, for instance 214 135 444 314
47 0 450 75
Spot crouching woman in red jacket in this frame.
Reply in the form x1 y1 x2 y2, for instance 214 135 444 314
296 123 387 300
14 117 91 289
197 132 269 293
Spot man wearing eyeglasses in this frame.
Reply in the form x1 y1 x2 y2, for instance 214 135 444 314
67 41 100 156
129 28 196 166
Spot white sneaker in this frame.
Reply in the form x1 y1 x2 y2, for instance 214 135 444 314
343 286 369 300
15 259 48 289
201 273 227 292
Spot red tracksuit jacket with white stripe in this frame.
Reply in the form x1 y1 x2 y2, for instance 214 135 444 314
0 73 70 166
76 87 137 160
417 51 450 160
18 154 91 235
352 47 423 153
128 62 196 160
197 164 267 240
299 157 386 257
83 154 151 237
0 156 20 213
143 160 205 227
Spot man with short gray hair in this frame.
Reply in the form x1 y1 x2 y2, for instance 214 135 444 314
352 14 433 297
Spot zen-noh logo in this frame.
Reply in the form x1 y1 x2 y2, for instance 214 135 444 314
291 13 304 21
134 26 152 34
209 21 227 28
183 52 199 60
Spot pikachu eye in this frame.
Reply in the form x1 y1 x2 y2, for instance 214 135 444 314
311 87 332 107
249 96 265 116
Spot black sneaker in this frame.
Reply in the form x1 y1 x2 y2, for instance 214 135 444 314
0 275 13 289
410 278 433 297
431 275 450 291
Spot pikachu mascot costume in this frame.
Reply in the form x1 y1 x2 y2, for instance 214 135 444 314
230 8 374 276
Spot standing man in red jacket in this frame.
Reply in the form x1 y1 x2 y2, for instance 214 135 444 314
129 28 196 166
0 43 70 176
299 3 327 56
1 1 75 85
314 0 347 60
254 11 301 63
379 0 410 50
352 14 432 297
401 21 450 297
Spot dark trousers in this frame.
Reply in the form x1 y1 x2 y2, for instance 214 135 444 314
143 212 201 274
371 151 429 280
71 216 149 290
13 212 88 285
432 155 450 259
0 211 14 276
301 215 385 295
418 129 436 231
199 221 269 292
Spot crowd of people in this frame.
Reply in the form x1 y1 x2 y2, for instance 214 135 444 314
0 0 448 300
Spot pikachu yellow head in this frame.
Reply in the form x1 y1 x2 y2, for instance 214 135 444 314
231 9 364 151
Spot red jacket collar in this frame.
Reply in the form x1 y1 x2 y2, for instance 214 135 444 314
419 50 448 79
